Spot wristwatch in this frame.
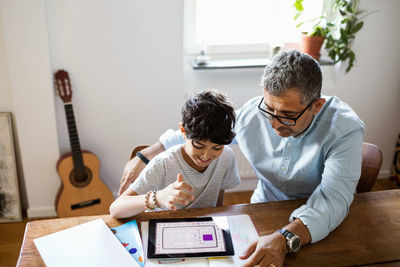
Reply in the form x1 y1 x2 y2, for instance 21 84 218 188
276 229 301 253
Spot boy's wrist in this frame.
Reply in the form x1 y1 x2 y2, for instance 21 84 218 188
152 190 160 209
145 191 161 211
155 189 166 209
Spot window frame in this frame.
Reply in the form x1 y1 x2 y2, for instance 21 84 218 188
184 0 328 60
184 0 276 59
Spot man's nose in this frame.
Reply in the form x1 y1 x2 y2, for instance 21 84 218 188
270 117 283 129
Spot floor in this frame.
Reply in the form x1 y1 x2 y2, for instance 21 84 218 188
0 177 398 267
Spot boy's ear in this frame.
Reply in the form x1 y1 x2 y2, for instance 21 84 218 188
179 124 187 139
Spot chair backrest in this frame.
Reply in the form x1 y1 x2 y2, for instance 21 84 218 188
356 142 383 193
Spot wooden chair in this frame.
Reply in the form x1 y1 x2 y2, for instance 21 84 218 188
356 142 383 193
129 145 149 160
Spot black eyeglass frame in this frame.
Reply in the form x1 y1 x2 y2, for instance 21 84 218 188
257 97 317 126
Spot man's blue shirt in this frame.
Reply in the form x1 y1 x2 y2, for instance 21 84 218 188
160 95 365 243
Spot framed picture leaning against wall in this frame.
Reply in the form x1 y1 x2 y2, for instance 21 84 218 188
0 112 22 222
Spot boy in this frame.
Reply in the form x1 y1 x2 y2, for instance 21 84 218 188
110 89 240 218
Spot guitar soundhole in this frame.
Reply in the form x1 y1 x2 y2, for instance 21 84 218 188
69 167 92 188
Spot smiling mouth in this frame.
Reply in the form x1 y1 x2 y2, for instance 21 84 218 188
198 157 211 164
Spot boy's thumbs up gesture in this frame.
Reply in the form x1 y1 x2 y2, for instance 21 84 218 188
157 173 195 210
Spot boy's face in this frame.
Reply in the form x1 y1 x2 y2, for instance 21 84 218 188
180 125 224 172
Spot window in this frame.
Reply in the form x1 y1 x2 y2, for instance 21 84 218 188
184 0 324 59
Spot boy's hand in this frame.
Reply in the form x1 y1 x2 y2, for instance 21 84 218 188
157 174 195 210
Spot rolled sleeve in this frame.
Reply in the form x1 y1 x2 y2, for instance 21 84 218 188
290 203 329 243
290 128 364 243
159 129 184 149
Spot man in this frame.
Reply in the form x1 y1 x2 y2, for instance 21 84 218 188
119 50 365 267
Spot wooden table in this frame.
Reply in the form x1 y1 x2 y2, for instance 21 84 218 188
17 189 400 266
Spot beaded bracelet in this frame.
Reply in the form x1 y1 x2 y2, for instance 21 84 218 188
144 191 154 211
152 190 160 209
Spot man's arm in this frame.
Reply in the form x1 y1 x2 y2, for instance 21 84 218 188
290 128 364 243
240 128 364 267
118 141 165 195
118 129 186 195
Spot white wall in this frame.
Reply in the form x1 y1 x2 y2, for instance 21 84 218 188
0 0 60 217
46 0 184 197
0 0 399 217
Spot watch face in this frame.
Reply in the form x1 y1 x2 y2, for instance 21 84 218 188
277 229 301 253
291 238 301 250
287 233 301 252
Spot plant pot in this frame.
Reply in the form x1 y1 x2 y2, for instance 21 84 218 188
300 33 325 61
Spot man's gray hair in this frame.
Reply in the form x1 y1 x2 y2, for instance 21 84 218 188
261 50 322 105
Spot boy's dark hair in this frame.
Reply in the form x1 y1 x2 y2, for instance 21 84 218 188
181 89 236 145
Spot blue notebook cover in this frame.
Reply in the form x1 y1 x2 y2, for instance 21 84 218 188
111 220 144 267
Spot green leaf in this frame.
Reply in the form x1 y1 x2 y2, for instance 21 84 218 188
346 56 355 73
328 50 336 60
293 0 304 11
352 22 364 33
349 51 355 62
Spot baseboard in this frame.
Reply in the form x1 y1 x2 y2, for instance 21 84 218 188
378 169 390 179
27 206 57 218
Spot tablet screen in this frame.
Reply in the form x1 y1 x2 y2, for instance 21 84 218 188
148 217 234 259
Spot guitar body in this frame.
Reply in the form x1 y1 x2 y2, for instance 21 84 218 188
54 70 115 218
56 151 114 217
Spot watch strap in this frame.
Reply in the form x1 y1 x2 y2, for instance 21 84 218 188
276 228 288 237
136 151 150 164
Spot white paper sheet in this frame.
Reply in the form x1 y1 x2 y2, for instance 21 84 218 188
34 218 139 267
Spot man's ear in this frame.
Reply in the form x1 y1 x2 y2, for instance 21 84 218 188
312 98 326 115
179 124 187 140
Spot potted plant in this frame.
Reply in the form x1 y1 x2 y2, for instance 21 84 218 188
294 0 366 72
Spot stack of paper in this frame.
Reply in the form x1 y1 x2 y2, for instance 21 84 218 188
34 219 139 267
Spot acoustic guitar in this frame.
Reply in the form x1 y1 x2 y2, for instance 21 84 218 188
54 70 114 217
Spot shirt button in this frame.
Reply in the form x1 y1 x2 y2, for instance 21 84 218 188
281 166 286 170
287 142 292 146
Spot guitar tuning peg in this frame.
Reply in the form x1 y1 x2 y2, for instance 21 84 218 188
58 80 65 96
54 81 59 95
64 79 70 95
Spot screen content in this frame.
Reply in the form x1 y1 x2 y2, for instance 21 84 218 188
154 220 226 255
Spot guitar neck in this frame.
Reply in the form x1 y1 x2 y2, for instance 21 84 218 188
64 103 85 171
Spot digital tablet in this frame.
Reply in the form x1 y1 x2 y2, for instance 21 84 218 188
147 217 234 259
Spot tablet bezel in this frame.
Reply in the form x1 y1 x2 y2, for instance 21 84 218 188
147 217 234 259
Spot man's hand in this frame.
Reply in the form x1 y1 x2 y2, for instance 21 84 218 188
156 174 195 210
118 142 166 195
118 157 146 195
239 232 287 267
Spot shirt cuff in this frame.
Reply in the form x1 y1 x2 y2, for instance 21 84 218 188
159 129 184 150
289 204 330 243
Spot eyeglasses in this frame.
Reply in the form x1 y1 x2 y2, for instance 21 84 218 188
257 97 316 126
